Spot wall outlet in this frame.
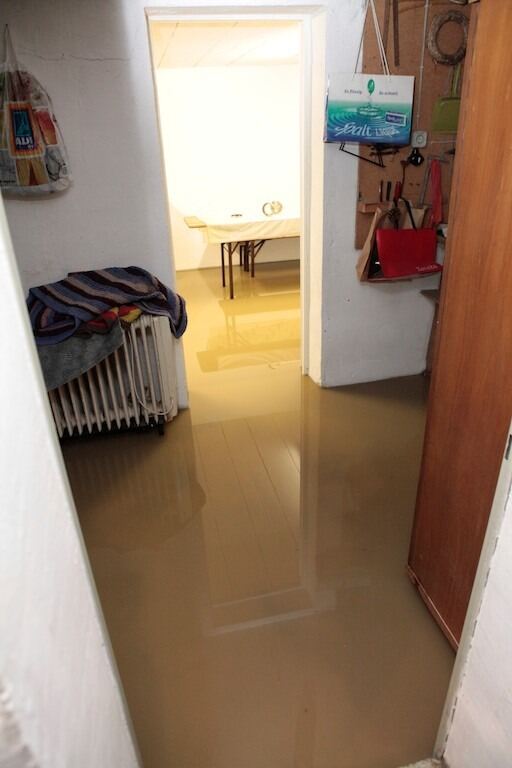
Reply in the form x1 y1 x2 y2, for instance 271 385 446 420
412 131 428 148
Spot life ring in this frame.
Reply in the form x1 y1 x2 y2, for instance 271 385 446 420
427 11 468 65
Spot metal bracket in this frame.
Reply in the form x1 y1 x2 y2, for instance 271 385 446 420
339 142 399 169
339 143 384 168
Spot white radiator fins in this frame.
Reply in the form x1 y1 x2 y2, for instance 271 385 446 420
49 389 64 438
96 360 112 431
86 368 102 432
129 323 149 424
46 316 178 438
58 385 74 436
121 342 140 426
76 375 93 434
141 321 158 415
113 349 129 426
68 380 83 435
104 356 121 430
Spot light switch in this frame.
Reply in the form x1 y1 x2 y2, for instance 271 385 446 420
412 131 428 148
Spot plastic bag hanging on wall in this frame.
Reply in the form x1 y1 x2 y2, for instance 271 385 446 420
0 26 71 195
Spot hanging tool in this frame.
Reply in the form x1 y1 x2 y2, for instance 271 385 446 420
427 158 443 228
383 0 391 55
418 154 450 208
369 145 399 158
408 147 425 166
419 158 433 208
392 0 400 66
401 158 408 185
432 63 462 133
427 10 468 66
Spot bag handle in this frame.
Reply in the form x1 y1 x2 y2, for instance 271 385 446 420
354 0 391 76
396 197 418 230
2 26 26 102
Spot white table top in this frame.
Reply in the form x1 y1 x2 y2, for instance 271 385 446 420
185 214 300 245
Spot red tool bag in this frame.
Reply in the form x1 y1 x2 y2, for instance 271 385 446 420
375 198 442 279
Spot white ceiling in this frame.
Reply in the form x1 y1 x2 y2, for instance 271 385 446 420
149 21 301 69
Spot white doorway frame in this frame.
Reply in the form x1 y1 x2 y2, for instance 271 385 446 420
145 4 327 380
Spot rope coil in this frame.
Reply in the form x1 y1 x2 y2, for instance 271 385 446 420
427 10 468 65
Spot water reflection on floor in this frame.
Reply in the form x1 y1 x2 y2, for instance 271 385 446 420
63 262 453 768
178 262 301 424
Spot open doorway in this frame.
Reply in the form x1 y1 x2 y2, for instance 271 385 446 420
148 18 303 424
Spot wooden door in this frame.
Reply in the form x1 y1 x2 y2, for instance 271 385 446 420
408 0 512 649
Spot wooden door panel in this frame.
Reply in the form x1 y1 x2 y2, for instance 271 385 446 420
408 1 512 648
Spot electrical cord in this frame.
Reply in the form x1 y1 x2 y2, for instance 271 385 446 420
123 326 174 418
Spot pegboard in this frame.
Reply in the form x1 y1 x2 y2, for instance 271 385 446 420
355 0 472 248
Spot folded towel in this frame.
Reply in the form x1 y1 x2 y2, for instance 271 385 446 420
27 266 187 345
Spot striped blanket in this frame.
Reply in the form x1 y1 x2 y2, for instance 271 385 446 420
27 266 187 346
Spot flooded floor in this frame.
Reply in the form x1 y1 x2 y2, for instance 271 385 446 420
63 261 453 768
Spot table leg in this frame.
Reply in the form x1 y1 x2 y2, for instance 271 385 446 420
239 243 243 267
221 243 226 287
228 242 234 300
250 240 255 278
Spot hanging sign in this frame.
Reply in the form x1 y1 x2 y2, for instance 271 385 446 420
325 73 415 145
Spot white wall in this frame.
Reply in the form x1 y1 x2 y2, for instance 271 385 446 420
1 0 436 388
0 677 38 768
319 1 440 386
442 441 512 768
0 201 140 766
1 4 175 293
156 63 300 271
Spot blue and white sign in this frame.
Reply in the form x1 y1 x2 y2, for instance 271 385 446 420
325 73 415 145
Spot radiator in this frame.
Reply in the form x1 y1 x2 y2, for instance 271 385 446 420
48 315 178 438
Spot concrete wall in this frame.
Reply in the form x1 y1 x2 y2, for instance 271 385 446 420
1 0 437 387
155 63 300 271
442 441 512 768
0 200 140 766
